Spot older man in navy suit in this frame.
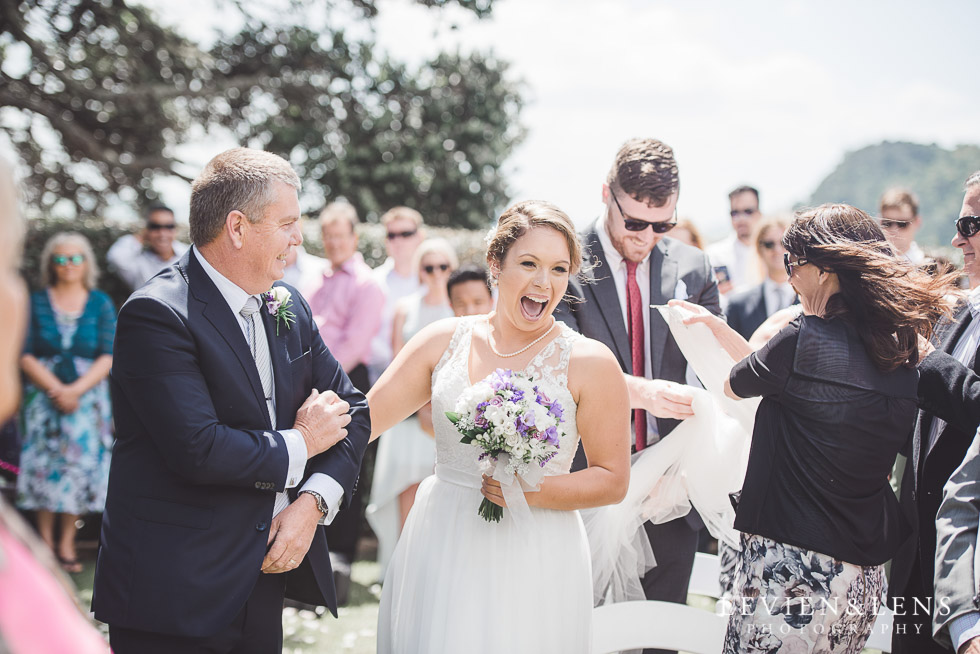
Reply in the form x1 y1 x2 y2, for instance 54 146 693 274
93 148 370 653
556 138 721 654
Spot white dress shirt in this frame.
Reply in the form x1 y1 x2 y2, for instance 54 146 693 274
107 234 189 292
762 278 795 316
595 216 660 443
193 247 344 524
368 258 421 379
706 233 761 291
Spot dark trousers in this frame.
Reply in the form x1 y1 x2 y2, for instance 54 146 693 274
640 515 699 654
109 573 286 654
322 363 371 561
891 559 953 654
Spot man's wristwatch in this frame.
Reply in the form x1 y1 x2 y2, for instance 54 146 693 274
299 490 328 517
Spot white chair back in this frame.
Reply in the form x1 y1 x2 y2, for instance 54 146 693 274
591 600 727 654
688 552 723 599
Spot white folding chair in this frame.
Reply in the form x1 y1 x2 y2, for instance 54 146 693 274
688 551 723 599
591 600 727 654
863 606 893 652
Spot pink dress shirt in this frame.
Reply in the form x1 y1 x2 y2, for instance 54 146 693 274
307 252 386 373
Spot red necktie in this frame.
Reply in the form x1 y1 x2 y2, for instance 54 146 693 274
626 260 647 451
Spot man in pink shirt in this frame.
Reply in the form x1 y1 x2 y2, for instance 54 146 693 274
305 200 385 603
307 201 385 393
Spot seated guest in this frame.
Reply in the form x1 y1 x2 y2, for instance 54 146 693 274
680 203 955 654
725 217 795 340
18 232 115 574
106 204 188 292
447 264 494 318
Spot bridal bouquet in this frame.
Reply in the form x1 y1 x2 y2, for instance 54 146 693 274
445 368 566 523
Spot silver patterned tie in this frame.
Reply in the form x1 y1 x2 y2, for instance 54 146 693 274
240 297 276 428
241 297 290 516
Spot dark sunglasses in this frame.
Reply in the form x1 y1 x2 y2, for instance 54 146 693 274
730 208 758 219
609 191 677 233
147 223 176 231
52 254 85 266
783 252 808 277
955 215 980 238
879 219 911 230
387 229 418 241
423 263 450 274
759 240 778 250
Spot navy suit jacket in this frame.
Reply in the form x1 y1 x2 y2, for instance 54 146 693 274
92 251 370 637
556 227 723 448
725 284 768 341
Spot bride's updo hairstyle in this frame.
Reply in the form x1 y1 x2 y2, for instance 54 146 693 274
486 200 584 277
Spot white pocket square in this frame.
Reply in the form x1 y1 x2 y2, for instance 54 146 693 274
673 279 688 300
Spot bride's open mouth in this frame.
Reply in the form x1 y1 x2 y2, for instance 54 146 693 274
520 295 548 321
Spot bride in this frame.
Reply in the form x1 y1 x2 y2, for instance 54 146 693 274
367 200 631 653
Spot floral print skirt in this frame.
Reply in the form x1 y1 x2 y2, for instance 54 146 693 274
723 532 886 654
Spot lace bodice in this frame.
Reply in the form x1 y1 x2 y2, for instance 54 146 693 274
430 316 582 479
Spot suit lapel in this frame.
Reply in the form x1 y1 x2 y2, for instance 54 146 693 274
260 292 294 430
184 252 268 421
584 228 631 371
649 241 675 381
750 286 768 324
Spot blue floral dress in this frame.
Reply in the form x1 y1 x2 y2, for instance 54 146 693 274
17 290 115 515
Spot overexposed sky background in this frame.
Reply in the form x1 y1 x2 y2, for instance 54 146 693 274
122 0 980 237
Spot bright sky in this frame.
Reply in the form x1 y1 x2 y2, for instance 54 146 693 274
77 0 980 239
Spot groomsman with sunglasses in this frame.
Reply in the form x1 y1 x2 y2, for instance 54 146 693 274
879 187 928 265
706 185 764 294
107 204 189 293
556 137 721 654
891 172 980 654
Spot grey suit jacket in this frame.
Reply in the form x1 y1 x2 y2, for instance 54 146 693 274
555 224 722 440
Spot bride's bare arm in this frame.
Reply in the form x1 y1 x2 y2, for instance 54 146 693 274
366 318 458 441
523 339 630 510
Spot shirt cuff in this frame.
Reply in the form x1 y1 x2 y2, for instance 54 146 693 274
950 611 980 652
300 473 345 526
279 428 308 489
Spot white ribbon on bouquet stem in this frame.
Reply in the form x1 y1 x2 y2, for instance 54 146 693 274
484 453 546 531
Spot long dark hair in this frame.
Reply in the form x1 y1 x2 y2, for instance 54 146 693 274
783 203 958 371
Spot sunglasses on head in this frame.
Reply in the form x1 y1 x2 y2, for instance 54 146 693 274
879 218 911 230
387 229 418 241
423 263 450 274
52 254 85 267
147 222 176 231
609 191 677 233
956 215 980 238
783 252 808 277
730 208 757 219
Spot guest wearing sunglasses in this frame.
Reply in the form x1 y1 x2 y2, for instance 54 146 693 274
707 185 764 294
18 232 115 575
106 204 188 293
725 218 796 341
368 207 426 385
879 187 928 265
895 172 980 654
367 238 457 580
556 138 721 650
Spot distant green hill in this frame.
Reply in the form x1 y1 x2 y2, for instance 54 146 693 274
807 141 980 248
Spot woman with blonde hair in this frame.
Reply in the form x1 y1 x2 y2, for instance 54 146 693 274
366 237 458 578
18 231 115 574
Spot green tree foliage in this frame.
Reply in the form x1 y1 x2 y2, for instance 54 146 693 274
1 0 522 228
808 141 980 248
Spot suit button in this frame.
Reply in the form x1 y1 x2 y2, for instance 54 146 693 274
256 522 267 532
255 482 262 489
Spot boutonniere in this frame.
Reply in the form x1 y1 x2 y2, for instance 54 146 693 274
262 286 296 335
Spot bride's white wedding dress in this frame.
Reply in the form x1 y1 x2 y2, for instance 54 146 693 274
377 316 593 653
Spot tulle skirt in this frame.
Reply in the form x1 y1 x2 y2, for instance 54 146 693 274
377 465 593 654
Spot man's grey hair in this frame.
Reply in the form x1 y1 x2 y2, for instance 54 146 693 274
189 148 301 246
966 171 980 192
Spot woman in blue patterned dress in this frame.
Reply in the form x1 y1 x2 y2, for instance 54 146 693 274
18 232 115 574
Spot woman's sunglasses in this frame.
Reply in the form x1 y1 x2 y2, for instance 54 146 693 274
423 263 450 274
610 191 677 233
783 252 808 277
52 254 85 267
387 229 418 241
956 215 980 238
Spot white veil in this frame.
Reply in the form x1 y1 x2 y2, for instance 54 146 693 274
583 303 759 604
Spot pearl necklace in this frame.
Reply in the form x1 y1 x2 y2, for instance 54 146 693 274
486 315 557 358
